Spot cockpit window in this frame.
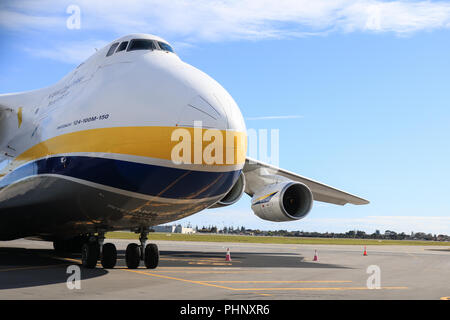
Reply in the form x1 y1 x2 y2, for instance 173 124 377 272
106 42 119 57
158 41 174 53
116 41 128 53
127 39 156 52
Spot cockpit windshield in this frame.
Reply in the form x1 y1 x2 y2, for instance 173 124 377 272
157 41 174 53
106 38 176 57
106 42 119 57
116 41 128 52
127 39 156 51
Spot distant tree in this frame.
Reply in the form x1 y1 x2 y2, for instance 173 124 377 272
347 230 356 238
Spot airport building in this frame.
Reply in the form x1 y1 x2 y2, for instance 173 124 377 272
152 224 195 234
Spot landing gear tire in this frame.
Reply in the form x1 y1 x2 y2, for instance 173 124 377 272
126 243 141 269
81 243 100 268
101 243 117 269
144 243 159 269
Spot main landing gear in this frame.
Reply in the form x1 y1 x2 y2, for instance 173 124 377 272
125 231 159 269
80 233 117 269
66 230 159 270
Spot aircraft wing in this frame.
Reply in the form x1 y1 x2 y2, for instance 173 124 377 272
243 157 369 206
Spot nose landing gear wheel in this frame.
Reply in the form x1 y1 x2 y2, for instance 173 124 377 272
81 243 100 268
144 243 159 269
126 243 141 269
101 243 117 269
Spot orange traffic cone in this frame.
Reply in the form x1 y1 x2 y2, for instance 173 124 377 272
363 246 368 256
225 248 232 261
313 250 318 261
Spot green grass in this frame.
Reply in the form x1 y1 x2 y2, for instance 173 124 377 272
106 232 450 246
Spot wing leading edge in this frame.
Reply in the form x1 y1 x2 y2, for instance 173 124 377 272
243 157 369 206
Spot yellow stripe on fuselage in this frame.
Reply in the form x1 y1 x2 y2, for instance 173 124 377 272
14 126 247 168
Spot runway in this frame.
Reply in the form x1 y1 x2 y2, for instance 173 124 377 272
0 239 449 300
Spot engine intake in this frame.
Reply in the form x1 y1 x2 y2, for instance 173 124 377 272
251 181 313 222
209 171 245 208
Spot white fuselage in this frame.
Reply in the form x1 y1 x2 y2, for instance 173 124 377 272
0 34 247 240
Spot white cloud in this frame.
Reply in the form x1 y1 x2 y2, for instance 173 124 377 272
0 9 64 30
3 1 450 40
23 39 108 64
3 1 450 63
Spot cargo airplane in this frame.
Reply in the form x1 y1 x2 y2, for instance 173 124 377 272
0 34 369 269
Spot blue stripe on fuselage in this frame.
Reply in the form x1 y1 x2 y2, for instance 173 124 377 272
0 156 240 200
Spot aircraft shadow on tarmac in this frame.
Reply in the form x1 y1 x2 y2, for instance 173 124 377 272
0 247 107 290
127 250 350 269
0 248 349 290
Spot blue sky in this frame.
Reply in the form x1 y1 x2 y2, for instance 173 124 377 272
1 1 450 234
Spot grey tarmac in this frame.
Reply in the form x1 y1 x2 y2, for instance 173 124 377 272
0 239 449 300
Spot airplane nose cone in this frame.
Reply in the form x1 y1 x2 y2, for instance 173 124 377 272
175 63 246 132
176 94 229 129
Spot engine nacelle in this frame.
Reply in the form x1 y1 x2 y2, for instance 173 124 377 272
251 181 313 222
209 171 245 208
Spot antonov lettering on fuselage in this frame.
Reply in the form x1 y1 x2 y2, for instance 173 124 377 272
0 34 369 269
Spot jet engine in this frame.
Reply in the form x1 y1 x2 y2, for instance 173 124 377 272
209 171 246 208
251 181 313 222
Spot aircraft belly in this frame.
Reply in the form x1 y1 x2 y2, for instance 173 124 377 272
0 158 241 240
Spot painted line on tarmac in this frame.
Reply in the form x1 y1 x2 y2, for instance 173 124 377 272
122 269 274 297
113 268 270 274
54 257 81 264
122 269 408 293
158 267 243 270
154 270 264 274
229 286 409 291
37 254 81 264
161 257 241 264
123 269 237 291
188 262 233 266
42 256 104 268
203 280 353 284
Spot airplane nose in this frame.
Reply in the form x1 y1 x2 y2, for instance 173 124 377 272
174 63 245 132
176 94 229 129
167 61 247 167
